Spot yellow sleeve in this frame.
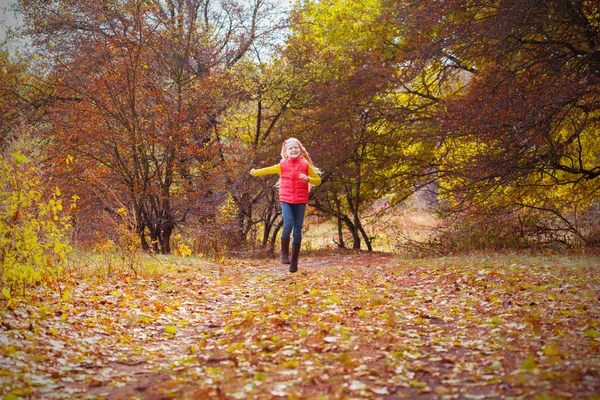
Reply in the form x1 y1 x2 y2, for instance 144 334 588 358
251 164 281 177
308 165 321 186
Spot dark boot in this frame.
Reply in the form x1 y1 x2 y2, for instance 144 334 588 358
280 237 291 265
289 245 300 273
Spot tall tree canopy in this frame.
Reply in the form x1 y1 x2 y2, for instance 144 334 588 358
4 0 598 253
273 0 438 250
393 0 600 244
17 0 285 253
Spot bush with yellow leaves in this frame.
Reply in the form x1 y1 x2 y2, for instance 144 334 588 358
0 152 76 300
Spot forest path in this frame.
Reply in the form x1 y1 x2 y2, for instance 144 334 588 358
84 252 396 399
1 252 599 399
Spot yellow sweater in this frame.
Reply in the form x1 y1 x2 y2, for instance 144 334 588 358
251 163 322 186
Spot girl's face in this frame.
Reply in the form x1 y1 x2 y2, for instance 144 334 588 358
285 141 301 159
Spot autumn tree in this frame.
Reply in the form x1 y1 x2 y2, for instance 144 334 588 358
391 0 600 246
0 50 27 151
219 61 285 253
17 0 285 253
276 0 437 250
0 46 59 154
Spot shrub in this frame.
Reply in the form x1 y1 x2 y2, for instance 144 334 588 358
0 152 76 300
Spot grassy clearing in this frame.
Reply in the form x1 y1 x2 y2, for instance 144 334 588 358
303 201 439 253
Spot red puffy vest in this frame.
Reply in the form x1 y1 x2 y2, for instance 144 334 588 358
279 157 309 204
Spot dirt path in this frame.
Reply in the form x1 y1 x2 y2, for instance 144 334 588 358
1 253 599 399
83 253 395 399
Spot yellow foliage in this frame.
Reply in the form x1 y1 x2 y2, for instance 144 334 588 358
176 243 192 257
0 153 74 293
93 237 117 253
216 192 238 225
300 0 388 52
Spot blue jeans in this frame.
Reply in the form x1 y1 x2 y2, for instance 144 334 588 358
281 202 306 246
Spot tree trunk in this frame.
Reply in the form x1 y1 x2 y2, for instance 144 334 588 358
358 222 373 252
136 200 176 254
345 190 361 249
341 214 360 249
261 192 281 247
159 225 173 254
237 204 248 245
335 197 345 248
269 221 283 257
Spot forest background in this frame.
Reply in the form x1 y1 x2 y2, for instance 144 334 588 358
2 0 600 268
1 0 600 398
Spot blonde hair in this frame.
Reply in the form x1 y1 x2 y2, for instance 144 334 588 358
281 138 321 174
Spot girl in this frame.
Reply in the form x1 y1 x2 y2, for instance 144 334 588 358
250 138 321 272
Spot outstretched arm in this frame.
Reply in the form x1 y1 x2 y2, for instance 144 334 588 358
250 164 281 177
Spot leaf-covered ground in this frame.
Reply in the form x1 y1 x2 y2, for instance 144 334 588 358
1 252 599 399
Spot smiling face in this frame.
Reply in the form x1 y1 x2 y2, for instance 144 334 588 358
285 140 301 159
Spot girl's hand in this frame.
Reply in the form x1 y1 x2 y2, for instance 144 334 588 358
298 173 309 182
250 168 255 175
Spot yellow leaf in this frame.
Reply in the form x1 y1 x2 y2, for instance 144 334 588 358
2 288 10 299
282 360 299 368
521 354 537 371
165 325 176 335
10 152 29 164
254 372 268 381
583 329 598 338
542 344 560 356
